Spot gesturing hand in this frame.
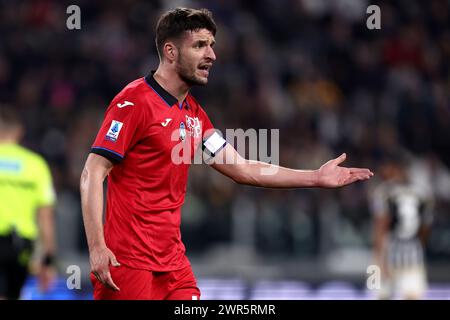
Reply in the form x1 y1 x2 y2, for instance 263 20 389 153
317 153 374 188
90 246 121 291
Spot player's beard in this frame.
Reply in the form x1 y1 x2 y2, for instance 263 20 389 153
176 53 208 86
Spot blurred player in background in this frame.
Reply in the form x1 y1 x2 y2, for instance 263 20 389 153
0 106 57 299
372 152 434 300
80 7 374 300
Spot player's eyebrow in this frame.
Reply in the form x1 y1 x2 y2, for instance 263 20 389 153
194 39 216 47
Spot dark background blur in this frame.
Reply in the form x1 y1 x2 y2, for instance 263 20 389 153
1 0 449 299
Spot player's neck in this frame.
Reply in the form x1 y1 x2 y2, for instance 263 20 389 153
153 67 189 103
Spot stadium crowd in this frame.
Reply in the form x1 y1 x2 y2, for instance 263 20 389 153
1 0 449 276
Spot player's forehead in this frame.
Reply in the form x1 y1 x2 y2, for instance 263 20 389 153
183 28 215 44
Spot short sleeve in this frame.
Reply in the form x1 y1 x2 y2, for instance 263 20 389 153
35 158 56 207
198 106 226 158
198 106 214 137
91 97 143 163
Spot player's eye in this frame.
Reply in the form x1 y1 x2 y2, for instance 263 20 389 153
194 41 207 48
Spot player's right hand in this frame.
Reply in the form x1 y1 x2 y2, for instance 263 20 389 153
89 246 121 291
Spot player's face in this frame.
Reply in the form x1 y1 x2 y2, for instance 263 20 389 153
176 29 216 86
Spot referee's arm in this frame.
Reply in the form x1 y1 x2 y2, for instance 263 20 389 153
36 205 56 292
37 206 56 256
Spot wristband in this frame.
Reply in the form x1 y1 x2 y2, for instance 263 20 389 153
42 254 55 266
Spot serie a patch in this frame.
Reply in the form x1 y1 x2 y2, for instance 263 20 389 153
105 120 123 142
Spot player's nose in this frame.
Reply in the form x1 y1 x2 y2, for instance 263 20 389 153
206 46 216 61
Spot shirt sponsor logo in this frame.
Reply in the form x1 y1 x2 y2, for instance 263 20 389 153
185 115 201 138
106 120 123 142
117 100 134 108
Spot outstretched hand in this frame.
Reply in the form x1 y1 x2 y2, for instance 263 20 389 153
317 153 373 188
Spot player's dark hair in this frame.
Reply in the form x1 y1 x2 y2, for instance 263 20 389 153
155 7 216 60
0 104 22 130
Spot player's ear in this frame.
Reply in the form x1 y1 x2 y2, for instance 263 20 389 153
163 42 178 63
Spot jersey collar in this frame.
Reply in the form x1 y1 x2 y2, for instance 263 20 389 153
144 71 190 110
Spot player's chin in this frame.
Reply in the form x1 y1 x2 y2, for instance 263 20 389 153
193 75 208 86
195 70 210 85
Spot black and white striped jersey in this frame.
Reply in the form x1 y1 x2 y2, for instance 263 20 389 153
373 182 433 241
372 182 434 268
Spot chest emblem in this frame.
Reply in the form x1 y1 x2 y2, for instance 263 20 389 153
185 115 201 138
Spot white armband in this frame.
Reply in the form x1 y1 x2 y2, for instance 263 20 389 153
202 132 227 157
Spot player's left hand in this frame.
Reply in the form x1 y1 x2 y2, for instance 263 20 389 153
317 153 374 188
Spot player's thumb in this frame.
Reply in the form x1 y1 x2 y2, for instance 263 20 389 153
334 153 346 165
109 253 121 267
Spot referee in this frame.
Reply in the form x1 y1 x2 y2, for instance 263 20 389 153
0 106 57 299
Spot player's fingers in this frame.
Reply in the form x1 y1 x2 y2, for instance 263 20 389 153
356 173 372 180
352 171 371 179
349 168 373 175
349 168 371 174
94 271 109 288
343 173 370 185
93 271 101 282
333 153 347 165
343 175 360 185
103 271 120 291
94 267 111 286
109 253 121 267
